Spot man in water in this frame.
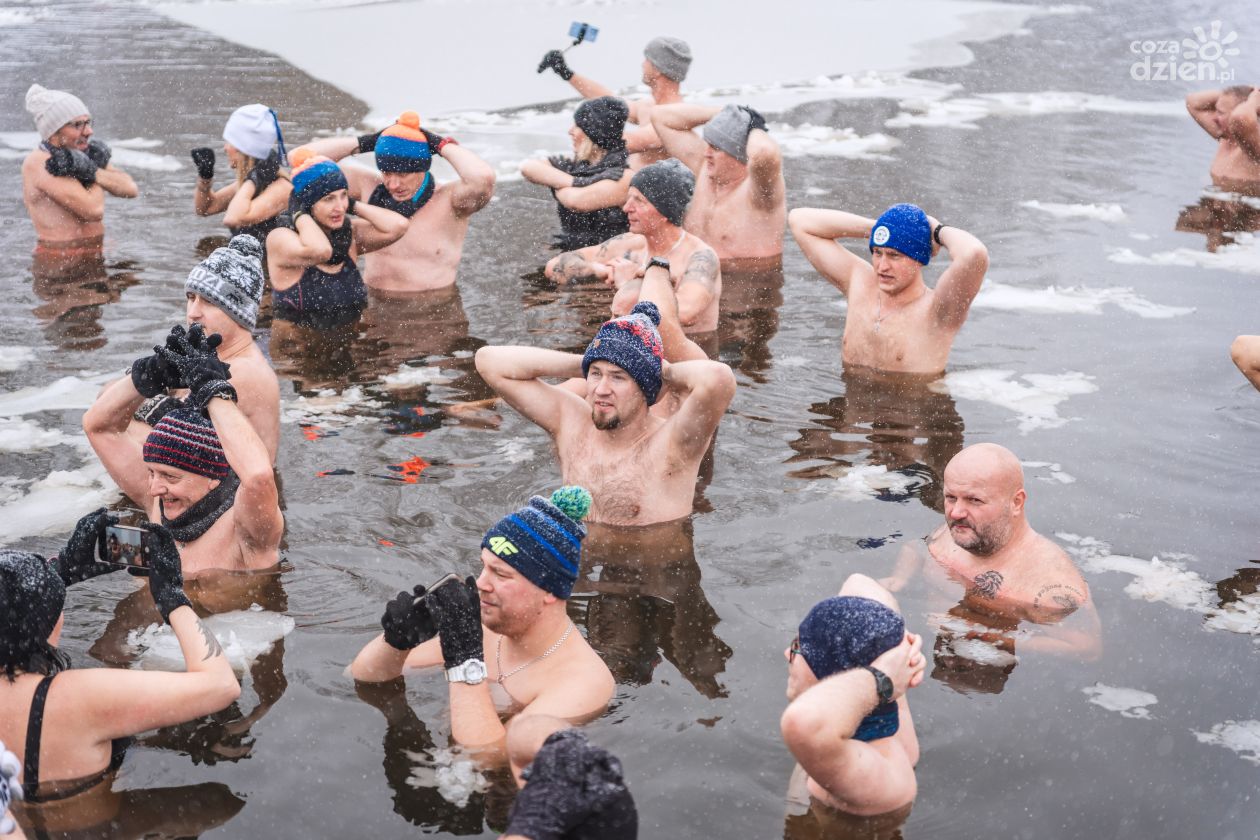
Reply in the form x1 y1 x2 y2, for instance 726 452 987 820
21 84 137 245
539 36 693 168
545 159 722 336
790 203 989 375
302 112 495 292
351 489 615 756
84 324 283 577
651 103 785 262
780 574 925 817
1186 85 1260 194
1231 334 1260 392
475 283 735 525
126 236 281 462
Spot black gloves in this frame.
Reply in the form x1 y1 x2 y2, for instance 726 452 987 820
381 585 438 651
741 106 768 134
422 129 455 156
45 146 97 186
53 507 121 586
505 730 638 840
86 138 112 170
156 323 235 413
346 196 357 216
538 49 574 81
142 523 192 623
191 147 216 180
246 153 280 193
426 576 483 670
356 129 383 154
130 325 191 398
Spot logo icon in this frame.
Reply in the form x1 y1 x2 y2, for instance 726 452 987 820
872 225 890 246
488 536 518 556
1182 20 1240 68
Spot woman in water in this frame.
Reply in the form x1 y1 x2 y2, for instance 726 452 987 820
521 96 632 251
191 103 292 242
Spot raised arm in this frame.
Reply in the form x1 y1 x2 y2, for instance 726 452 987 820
747 129 784 212
351 200 409 255
927 218 989 330
82 374 153 506
640 261 709 362
651 103 720 174
1227 89 1260 162
661 357 736 461
205 397 282 554
436 138 496 218
788 207 876 296
266 216 332 274
1186 88 1225 138
474 346 586 435
191 149 236 216
302 135 359 162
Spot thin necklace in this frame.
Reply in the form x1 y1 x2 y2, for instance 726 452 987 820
650 229 686 262
496 622 574 683
874 293 887 333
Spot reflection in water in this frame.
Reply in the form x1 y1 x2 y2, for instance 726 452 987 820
1175 194 1260 252
572 519 732 699
718 257 784 382
30 241 141 353
929 603 1020 696
270 317 360 392
15 781 244 839
786 366 965 511
783 765 912 840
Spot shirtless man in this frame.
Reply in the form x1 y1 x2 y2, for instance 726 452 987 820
545 159 722 334
21 84 137 245
475 283 736 525
883 443 1101 656
790 203 989 375
84 324 283 578
1186 86 1260 194
1231 335 1260 392
302 112 495 292
780 574 926 817
539 36 692 168
651 103 785 262
125 235 280 462
351 488 614 757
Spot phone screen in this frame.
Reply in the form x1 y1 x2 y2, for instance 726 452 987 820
568 21 598 43
103 524 149 568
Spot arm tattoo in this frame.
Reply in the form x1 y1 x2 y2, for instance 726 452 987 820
195 618 225 661
680 249 719 294
594 233 632 262
1032 583 1085 617
969 570 1004 600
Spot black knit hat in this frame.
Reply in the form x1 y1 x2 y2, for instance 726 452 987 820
574 97 629 152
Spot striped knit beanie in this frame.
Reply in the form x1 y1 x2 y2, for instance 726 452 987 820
143 408 229 479
290 147 348 206
375 111 432 173
481 487 592 599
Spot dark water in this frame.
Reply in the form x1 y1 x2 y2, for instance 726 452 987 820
1 0 1259 837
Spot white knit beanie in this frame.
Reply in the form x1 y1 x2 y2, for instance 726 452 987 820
222 104 279 160
25 84 90 141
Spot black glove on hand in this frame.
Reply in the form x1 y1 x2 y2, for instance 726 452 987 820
505 730 636 840
54 508 121 586
191 147 216 180
381 585 438 650
142 523 191 623
538 49 574 81
86 138 112 170
45 146 97 186
356 129 383 154
422 129 452 155
741 106 768 134
346 196 357 216
157 323 235 412
130 325 191 397
426 576 483 670
246 153 280 193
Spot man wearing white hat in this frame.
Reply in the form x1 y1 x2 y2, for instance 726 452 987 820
21 83 137 245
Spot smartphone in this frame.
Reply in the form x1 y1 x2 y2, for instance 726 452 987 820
102 509 150 568
417 572 463 605
569 21 598 43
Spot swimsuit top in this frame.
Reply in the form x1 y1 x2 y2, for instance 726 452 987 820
22 673 129 804
271 221 367 329
229 214 282 243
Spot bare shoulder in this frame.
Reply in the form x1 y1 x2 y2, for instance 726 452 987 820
1028 532 1091 608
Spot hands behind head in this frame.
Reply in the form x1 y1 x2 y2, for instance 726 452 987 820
138 523 191 623
925 214 943 258
381 585 438 650
247 154 280 193
871 632 926 701
131 323 201 398
191 147 216 180
54 507 121 586
425 576 482 670
740 105 768 134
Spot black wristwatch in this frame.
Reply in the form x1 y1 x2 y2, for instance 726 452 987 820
646 257 670 272
864 665 894 704
933 223 949 246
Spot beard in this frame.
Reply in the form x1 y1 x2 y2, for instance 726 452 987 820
592 407 621 431
949 519 1008 557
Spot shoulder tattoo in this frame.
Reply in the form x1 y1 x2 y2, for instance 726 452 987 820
1032 583 1085 616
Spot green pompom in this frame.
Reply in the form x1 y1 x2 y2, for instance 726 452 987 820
551 486 592 522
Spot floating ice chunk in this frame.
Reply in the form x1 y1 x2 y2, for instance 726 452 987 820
495 439 535 465
1204 592 1260 636
805 187 829 196
1082 683 1158 719
973 281 1193 318
113 137 165 150
1193 720 1260 765
1021 460 1076 484
405 748 488 808
127 606 295 674
773 124 900 160
1108 232 1260 275
382 365 457 389
0 418 70 453
830 464 925 502
0 347 35 373
0 374 113 417
888 91 1181 130
283 386 381 427
1085 553 1215 613
932 369 1097 434
941 636 1018 667
0 9 51 25
1020 200 1126 223
0 461 120 545
886 97 990 130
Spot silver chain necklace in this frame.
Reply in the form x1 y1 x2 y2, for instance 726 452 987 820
495 622 575 684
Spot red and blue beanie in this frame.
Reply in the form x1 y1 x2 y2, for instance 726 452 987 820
481 487 592 599
143 408 229 480
582 302 664 405
869 203 932 265
798 596 905 742
375 111 432 173
290 147 348 206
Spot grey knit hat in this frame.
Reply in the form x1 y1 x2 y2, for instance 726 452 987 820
702 104 752 164
629 159 694 227
644 37 692 83
25 84 90 141
185 234 264 330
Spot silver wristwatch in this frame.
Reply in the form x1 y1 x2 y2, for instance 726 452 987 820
445 658 487 685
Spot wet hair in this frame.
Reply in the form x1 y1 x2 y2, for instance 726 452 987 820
1223 85 1256 102
0 551 70 682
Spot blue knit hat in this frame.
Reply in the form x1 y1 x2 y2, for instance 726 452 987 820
582 302 664 405
290 148 348 206
798 596 905 742
481 487 592 599
375 111 432 174
869 203 932 265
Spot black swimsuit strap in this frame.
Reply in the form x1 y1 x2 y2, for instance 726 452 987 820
23 673 56 796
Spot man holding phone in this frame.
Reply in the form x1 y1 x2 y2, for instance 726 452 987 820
351 488 614 758
84 324 283 578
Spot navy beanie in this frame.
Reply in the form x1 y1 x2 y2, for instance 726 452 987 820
582 302 664 405
574 97 629 152
869 203 932 265
481 487 592 599
798 596 905 742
